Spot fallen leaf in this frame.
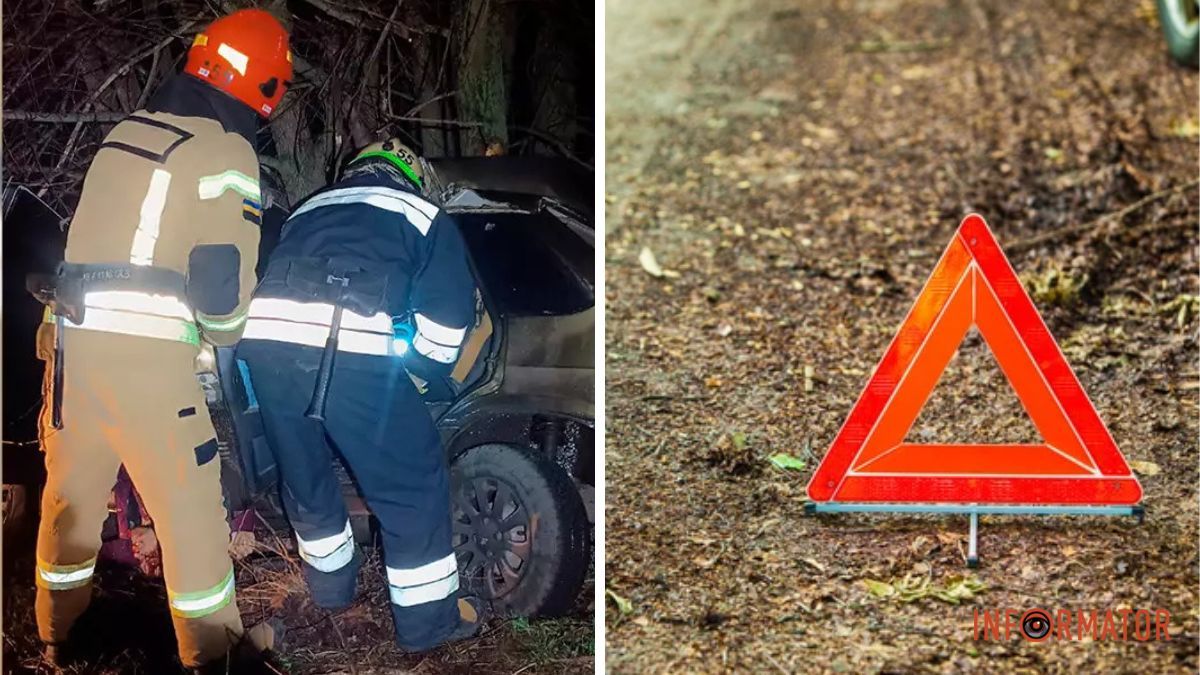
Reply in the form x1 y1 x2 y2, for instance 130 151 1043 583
801 557 826 573
863 579 895 598
900 65 934 80
638 246 679 278
731 431 748 451
936 532 965 545
1170 117 1200 138
802 121 838 140
1129 460 1160 476
768 453 807 471
606 589 634 614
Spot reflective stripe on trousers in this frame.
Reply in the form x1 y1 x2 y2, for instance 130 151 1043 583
167 567 236 619
386 553 460 607
242 297 396 356
296 520 356 573
36 556 96 591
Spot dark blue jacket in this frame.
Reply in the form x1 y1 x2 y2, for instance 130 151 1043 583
255 168 475 379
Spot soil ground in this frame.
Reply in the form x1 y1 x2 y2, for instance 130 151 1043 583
3 520 594 674
605 0 1199 672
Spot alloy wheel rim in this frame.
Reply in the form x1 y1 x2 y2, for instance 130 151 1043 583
452 477 531 600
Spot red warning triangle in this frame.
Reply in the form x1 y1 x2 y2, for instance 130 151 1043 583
807 215 1141 505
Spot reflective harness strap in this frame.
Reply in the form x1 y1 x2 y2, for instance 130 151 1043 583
36 556 97 591
168 567 236 619
386 553 460 607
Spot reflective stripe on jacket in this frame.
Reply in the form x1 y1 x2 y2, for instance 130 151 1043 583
242 297 398 356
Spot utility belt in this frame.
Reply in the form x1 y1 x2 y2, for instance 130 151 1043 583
29 262 198 343
243 259 394 355
26 263 197 429
244 258 391 420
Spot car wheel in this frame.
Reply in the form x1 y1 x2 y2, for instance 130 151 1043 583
450 443 590 617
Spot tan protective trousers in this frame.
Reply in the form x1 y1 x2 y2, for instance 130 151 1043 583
34 326 243 667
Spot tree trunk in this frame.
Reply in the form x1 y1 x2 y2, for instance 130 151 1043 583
455 0 509 155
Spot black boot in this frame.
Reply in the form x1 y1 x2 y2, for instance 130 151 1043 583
441 595 490 645
302 548 362 610
189 619 284 675
42 642 72 669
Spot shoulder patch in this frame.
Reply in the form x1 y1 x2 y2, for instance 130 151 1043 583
242 198 262 225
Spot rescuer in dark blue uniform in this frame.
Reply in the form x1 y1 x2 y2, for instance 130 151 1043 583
236 139 483 651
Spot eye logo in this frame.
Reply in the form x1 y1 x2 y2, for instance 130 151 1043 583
1020 609 1052 642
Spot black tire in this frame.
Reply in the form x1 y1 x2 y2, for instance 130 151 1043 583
1158 0 1200 67
450 443 590 617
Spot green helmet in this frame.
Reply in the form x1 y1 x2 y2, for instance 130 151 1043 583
351 138 423 189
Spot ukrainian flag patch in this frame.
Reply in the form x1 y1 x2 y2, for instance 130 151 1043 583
242 198 262 225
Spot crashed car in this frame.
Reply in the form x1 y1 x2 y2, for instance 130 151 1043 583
213 157 595 618
2 157 595 618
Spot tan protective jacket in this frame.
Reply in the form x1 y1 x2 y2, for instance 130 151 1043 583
64 111 261 346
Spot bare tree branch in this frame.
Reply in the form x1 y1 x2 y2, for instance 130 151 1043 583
37 20 200 198
6 111 127 123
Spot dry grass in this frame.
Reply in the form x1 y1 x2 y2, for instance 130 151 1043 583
3 517 593 674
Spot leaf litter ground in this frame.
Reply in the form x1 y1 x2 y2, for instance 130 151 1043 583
605 0 1198 671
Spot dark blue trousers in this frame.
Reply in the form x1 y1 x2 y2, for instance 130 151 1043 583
237 340 459 651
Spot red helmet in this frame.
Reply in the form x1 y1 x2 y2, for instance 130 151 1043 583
184 10 292 118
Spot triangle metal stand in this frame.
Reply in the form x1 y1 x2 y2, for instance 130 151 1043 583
804 502 1144 567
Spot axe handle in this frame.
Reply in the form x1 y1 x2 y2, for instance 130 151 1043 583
304 300 346 421
52 315 64 430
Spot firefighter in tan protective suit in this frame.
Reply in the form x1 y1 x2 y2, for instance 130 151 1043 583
30 10 291 672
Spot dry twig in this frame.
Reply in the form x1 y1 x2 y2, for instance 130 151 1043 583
1009 179 1200 253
